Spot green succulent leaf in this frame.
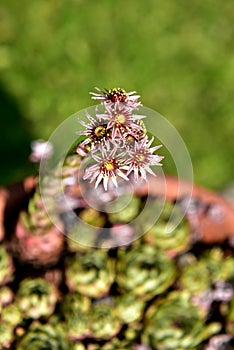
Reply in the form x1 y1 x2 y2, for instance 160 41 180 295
65 250 115 298
143 201 190 254
202 247 234 282
224 297 234 335
116 244 176 300
16 322 70 350
0 323 14 349
89 302 122 340
1 303 22 327
0 245 14 286
179 247 234 295
115 294 145 323
61 292 91 340
79 207 106 227
16 278 57 319
108 194 141 224
21 191 54 235
143 291 221 350
179 260 211 293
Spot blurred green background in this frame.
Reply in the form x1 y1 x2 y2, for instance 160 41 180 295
0 0 234 190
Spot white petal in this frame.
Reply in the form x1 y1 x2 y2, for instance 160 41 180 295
140 167 147 180
134 167 139 182
90 170 101 182
117 170 129 181
111 176 118 187
145 166 156 176
151 144 163 152
133 114 146 120
103 176 109 191
95 173 103 188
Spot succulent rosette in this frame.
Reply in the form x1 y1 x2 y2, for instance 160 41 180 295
61 292 91 340
201 247 234 282
13 189 64 267
142 291 221 350
179 259 212 294
16 322 70 350
116 244 176 300
108 194 141 224
20 191 56 235
89 302 122 340
0 323 14 349
179 248 234 296
143 200 190 256
16 278 58 320
115 294 145 324
0 245 14 286
65 250 115 298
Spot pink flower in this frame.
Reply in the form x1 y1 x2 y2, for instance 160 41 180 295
90 87 141 109
97 102 145 140
29 139 53 163
77 112 112 149
83 146 129 191
126 136 163 182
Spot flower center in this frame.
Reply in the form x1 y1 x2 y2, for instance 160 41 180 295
115 114 126 124
94 125 106 138
107 88 127 102
126 134 135 143
103 160 115 171
136 154 146 163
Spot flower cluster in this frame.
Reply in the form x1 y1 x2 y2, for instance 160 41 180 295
77 87 164 190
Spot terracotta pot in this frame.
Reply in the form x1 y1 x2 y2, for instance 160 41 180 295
135 175 234 244
0 176 36 242
1 175 234 253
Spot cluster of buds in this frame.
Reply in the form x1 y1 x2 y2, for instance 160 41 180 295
77 88 163 191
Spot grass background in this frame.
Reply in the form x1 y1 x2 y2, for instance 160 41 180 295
0 0 234 190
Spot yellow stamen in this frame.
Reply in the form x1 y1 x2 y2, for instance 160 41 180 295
115 114 126 124
94 125 106 137
104 161 115 171
136 154 146 162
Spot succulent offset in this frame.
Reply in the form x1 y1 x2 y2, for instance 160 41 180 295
116 244 176 300
143 200 190 255
142 291 221 350
61 292 91 340
11 186 64 267
65 249 115 298
15 322 70 350
89 301 122 340
16 278 57 319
